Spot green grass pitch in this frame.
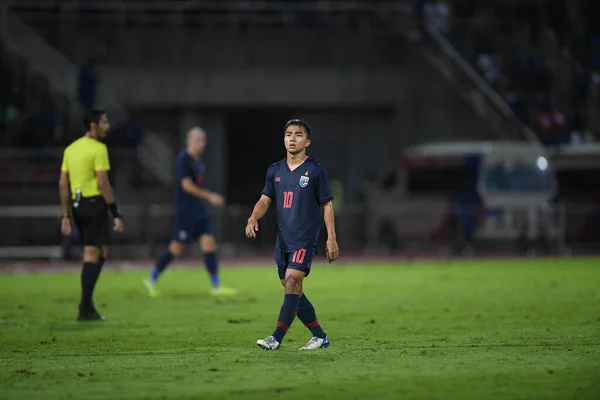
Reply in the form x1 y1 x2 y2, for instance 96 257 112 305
1 259 599 400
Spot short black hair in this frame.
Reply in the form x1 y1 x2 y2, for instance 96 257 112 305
83 109 106 130
284 119 311 139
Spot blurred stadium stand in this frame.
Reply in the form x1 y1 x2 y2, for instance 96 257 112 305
1 0 599 260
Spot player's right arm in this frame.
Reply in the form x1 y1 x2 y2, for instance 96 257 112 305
246 195 272 238
317 165 339 262
245 166 275 238
180 178 224 207
178 157 224 207
95 145 124 232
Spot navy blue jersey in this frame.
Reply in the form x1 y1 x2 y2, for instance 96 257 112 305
173 151 208 217
261 157 334 252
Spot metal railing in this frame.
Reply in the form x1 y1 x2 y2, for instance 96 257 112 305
0 147 151 189
11 0 413 30
12 1 413 13
0 201 598 260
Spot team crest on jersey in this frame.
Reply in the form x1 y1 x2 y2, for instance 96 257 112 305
299 175 310 187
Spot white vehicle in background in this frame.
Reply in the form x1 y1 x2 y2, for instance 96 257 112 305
547 142 600 254
366 141 558 254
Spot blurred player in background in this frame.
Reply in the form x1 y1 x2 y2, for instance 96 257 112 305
59 109 124 321
245 119 339 350
144 127 236 296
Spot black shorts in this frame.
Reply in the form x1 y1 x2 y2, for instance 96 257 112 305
72 196 111 247
275 246 317 280
171 215 212 243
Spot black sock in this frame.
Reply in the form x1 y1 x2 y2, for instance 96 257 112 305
80 261 99 313
89 257 105 312
95 257 105 285
297 294 326 339
272 294 300 343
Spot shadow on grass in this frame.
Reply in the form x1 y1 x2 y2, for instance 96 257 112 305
47 321 109 332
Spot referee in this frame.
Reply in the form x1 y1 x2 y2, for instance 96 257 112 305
59 109 124 321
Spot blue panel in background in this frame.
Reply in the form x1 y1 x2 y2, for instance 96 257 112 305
465 154 482 168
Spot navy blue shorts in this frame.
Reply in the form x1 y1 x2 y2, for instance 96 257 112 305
171 215 212 243
275 246 317 280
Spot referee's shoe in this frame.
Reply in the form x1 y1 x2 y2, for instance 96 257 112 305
77 307 106 321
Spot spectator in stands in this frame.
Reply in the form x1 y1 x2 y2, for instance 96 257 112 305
505 88 531 126
534 104 567 146
476 52 502 86
550 107 567 144
423 0 451 34
449 182 481 256
446 0 599 146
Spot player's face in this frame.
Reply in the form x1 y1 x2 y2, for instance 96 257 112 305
187 130 207 156
95 114 110 139
284 125 311 155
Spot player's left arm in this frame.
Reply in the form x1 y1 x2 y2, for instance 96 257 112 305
177 157 223 206
317 166 339 262
59 152 71 235
322 201 339 262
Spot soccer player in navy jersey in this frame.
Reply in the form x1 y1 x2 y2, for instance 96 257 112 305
245 119 339 350
143 127 236 297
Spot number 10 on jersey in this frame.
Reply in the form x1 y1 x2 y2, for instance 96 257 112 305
283 191 294 208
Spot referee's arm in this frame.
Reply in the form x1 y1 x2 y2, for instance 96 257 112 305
95 146 124 232
95 144 116 205
96 171 116 205
59 153 70 219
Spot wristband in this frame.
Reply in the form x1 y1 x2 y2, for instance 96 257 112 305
108 202 122 219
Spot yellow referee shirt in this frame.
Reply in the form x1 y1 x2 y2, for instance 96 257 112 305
60 136 111 199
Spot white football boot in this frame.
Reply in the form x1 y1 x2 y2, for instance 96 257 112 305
300 336 330 350
142 279 158 297
257 335 280 350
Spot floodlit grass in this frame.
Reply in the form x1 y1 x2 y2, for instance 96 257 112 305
1 259 599 400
